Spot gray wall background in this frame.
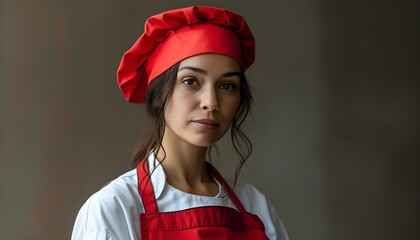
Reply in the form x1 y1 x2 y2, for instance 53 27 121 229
1 0 419 239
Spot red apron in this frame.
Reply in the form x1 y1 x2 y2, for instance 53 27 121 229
137 161 269 240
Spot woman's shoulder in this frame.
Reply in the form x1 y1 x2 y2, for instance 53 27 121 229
225 179 267 208
95 169 139 201
82 168 142 216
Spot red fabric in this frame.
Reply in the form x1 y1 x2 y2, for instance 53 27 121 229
136 161 268 240
117 6 255 103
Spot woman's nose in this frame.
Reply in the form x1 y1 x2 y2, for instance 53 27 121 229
201 87 219 111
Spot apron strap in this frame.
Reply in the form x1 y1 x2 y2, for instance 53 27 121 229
207 163 247 212
137 160 159 213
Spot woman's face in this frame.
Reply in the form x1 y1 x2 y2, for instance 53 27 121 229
164 53 241 147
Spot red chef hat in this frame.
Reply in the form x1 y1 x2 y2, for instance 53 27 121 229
117 6 255 103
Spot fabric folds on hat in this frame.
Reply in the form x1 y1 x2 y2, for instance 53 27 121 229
117 6 255 103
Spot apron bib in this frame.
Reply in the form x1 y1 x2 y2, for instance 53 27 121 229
137 161 269 240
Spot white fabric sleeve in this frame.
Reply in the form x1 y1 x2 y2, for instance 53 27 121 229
71 181 142 240
71 196 119 240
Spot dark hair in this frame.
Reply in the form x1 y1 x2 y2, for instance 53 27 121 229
130 62 253 185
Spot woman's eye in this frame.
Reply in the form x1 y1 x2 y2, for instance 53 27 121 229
220 83 236 91
182 78 197 86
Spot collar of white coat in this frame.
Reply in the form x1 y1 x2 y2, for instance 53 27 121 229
145 152 225 199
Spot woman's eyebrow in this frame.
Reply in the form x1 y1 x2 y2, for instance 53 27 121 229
178 66 207 74
221 72 241 78
178 66 240 78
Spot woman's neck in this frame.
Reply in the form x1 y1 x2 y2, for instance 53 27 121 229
155 132 218 196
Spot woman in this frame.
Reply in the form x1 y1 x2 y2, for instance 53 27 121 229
72 6 288 240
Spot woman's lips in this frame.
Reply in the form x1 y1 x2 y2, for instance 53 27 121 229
192 119 220 130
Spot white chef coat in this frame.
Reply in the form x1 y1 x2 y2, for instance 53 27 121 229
71 154 289 240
